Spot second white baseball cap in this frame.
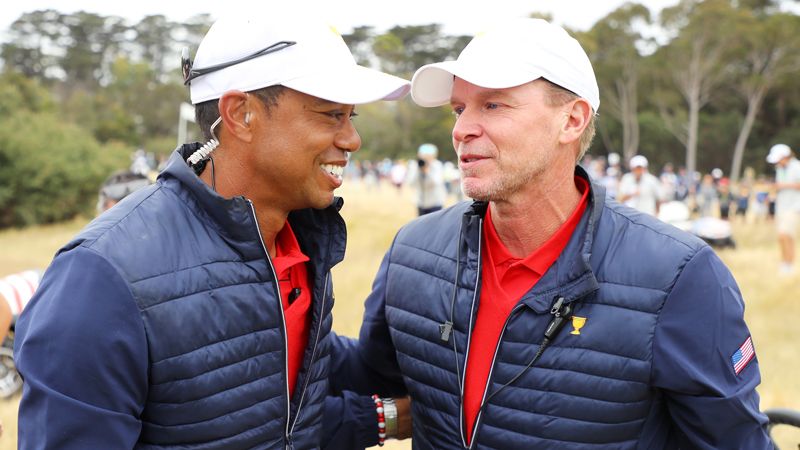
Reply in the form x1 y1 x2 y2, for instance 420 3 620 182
766 143 791 164
411 18 599 111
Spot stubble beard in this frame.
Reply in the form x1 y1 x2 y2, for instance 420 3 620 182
462 163 539 202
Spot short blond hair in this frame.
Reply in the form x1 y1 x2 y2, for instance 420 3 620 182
542 80 596 162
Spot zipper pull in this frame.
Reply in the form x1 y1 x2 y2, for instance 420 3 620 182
439 321 453 343
544 296 573 341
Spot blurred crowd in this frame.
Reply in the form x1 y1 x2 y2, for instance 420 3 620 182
344 150 780 224
580 152 780 224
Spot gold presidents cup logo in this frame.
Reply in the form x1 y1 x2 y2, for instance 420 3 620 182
570 316 587 335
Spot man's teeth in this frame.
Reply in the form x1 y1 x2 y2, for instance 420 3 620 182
321 164 344 179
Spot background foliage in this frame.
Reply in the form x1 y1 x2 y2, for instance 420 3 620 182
0 0 799 228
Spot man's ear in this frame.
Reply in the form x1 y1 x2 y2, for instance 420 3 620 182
217 91 253 143
558 98 592 146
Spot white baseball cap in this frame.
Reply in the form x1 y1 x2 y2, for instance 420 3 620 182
188 8 410 105
410 18 599 111
629 155 648 169
766 143 791 164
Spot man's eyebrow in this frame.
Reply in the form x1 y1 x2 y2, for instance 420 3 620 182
451 89 515 104
311 98 342 108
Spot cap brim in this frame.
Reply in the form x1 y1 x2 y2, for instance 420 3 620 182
766 154 781 164
411 61 540 107
283 64 409 105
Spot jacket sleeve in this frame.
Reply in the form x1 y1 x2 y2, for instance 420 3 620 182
327 252 406 397
322 252 408 449
321 391 379 450
14 246 148 449
652 245 773 449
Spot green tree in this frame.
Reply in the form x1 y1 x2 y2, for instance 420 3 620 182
0 112 128 227
657 0 740 175
728 11 800 183
0 71 56 116
0 10 63 80
373 25 468 78
58 11 129 89
586 3 651 162
134 15 177 79
342 26 377 67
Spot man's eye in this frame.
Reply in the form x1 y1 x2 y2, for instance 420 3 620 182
452 106 464 116
326 111 357 121
486 103 499 110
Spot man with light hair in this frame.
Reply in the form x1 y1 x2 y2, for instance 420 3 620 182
767 143 800 274
337 17 772 449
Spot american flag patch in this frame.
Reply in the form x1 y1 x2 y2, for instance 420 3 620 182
731 336 755 375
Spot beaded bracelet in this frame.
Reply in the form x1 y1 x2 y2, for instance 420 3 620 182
372 394 386 447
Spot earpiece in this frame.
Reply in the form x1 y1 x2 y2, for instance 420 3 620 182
244 112 251 125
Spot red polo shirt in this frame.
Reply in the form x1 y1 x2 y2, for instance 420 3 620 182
463 177 589 442
272 221 312 399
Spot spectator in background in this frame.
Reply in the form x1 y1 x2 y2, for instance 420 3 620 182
659 162 678 202
443 160 463 201
674 166 691 201
129 148 152 177
718 178 733 220
697 173 719 218
96 170 152 214
0 270 42 339
389 159 407 193
601 152 621 199
618 154 661 216
736 183 750 222
407 143 447 215
767 143 800 275
753 176 771 222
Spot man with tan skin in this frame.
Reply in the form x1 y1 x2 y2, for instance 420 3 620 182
338 18 773 449
15 8 410 449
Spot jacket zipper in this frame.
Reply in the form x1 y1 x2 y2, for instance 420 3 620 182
288 272 329 435
247 200 293 447
459 217 483 449
466 304 525 449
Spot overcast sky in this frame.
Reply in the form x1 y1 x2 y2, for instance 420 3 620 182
3 0 684 38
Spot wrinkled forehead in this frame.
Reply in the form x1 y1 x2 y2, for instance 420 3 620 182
450 77 542 103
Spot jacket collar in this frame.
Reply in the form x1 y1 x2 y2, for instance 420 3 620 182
461 166 603 314
160 144 346 269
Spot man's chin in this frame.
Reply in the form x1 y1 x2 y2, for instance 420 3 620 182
462 183 490 202
311 192 336 210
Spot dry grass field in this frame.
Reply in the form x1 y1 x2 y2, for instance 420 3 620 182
1 181 798 449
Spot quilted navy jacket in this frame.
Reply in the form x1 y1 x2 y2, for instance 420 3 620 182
343 168 773 449
15 144 376 450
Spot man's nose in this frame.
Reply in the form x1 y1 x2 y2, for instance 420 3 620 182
452 110 482 143
337 120 362 153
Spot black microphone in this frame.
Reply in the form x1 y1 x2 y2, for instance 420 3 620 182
544 296 573 341
288 288 301 303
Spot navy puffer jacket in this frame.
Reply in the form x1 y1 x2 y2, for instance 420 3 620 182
347 168 772 449
16 144 371 449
